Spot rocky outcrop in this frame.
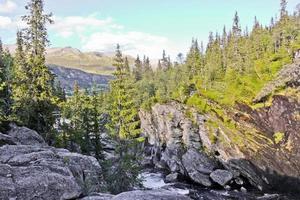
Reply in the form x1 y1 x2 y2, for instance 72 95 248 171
254 59 300 103
1 124 46 146
139 93 300 196
139 103 239 189
0 124 104 200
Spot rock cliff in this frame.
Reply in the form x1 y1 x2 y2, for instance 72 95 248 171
139 85 300 196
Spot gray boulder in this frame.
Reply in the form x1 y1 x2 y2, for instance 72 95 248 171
0 125 104 200
112 190 192 200
165 172 180 183
160 146 185 174
182 149 217 186
0 133 16 146
7 124 46 146
210 169 233 186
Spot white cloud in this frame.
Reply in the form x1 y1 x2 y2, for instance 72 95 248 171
0 0 17 13
50 15 122 38
0 13 181 59
82 31 178 59
0 15 26 29
0 16 12 28
48 15 181 58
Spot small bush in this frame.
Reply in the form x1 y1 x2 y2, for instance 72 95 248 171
273 132 285 144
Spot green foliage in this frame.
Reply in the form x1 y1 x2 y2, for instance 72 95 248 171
103 45 142 193
11 0 59 140
102 139 142 194
0 41 13 130
59 84 105 158
106 44 141 139
273 132 285 144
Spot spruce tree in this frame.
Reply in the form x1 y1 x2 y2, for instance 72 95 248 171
233 11 242 37
0 39 13 128
12 0 57 139
160 50 171 70
105 44 141 193
107 44 140 139
134 55 143 81
0 39 6 126
144 57 152 75
186 39 202 78
280 0 288 20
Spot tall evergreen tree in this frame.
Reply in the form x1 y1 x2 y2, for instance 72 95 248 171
280 0 288 19
134 55 142 81
160 50 171 70
105 44 141 193
144 57 152 74
107 44 140 138
186 39 203 78
0 39 13 129
12 0 57 139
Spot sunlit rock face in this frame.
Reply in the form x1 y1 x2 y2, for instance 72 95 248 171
139 85 300 195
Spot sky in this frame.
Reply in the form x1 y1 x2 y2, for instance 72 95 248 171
0 0 299 59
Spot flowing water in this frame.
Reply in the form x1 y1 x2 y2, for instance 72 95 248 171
139 171 290 200
140 171 190 195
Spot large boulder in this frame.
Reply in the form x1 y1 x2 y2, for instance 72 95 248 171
0 132 16 146
0 126 104 200
6 123 46 146
182 149 218 186
210 170 233 186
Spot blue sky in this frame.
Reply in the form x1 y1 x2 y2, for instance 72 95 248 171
0 0 299 58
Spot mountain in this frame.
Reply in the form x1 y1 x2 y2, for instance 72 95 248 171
4 45 135 75
48 65 113 93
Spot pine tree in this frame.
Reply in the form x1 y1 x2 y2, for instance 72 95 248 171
0 39 6 126
12 0 57 139
228 11 244 73
160 50 171 70
186 39 202 78
124 57 130 73
254 16 260 30
144 57 152 74
105 45 142 193
233 11 242 37
0 39 13 128
280 0 288 20
107 44 140 138
134 55 142 81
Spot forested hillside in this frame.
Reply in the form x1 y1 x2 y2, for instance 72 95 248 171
0 0 300 199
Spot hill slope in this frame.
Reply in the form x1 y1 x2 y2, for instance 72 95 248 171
4 45 135 75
